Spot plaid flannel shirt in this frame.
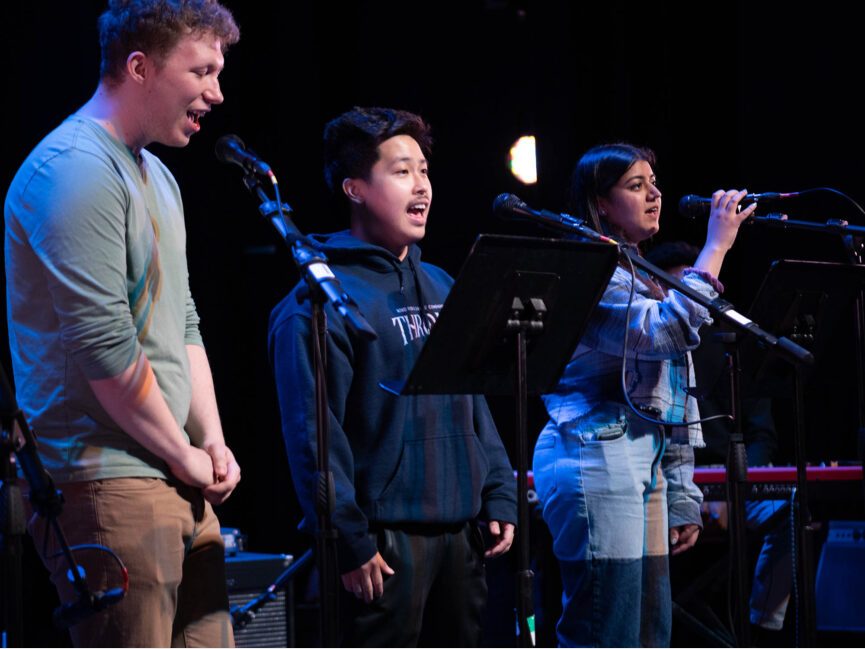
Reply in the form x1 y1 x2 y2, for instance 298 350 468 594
543 265 720 447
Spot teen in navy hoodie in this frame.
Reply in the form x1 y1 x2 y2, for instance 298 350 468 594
268 107 517 646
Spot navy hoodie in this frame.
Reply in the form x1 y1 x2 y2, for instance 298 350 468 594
268 231 517 572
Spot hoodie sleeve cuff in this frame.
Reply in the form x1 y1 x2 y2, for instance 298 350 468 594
481 496 518 526
337 531 378 574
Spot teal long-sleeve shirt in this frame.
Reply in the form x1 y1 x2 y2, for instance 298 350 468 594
5 115 202 482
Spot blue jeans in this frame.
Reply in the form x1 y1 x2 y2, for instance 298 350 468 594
533 408 671 647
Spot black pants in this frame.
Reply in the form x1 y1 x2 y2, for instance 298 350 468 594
339 522 488 647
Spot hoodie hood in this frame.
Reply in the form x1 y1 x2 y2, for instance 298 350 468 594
307 230 423 272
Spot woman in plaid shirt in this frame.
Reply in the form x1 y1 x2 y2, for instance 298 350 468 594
532 143 755 647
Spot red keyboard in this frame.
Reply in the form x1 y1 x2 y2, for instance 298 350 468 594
694 465 863 500
521 465 863 500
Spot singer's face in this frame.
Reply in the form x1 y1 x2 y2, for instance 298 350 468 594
140 33 225 147
348 135 432 260
598 160 662 243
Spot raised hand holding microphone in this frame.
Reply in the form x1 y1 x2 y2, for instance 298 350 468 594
678 191 799 219
696 189 759 276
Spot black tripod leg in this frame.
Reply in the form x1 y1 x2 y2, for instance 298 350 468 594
0 459 25 647
514 329 535 647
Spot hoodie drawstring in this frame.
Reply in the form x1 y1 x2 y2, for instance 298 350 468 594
406 255 429 324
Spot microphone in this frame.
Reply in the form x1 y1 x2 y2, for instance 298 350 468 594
53 588 125 629
214 134 272 176
493 193 578 225
215 134 375 340
678 192 799 219
493 193 617 244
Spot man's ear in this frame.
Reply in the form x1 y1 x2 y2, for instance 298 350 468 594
342 178 364 204
125 51 150 85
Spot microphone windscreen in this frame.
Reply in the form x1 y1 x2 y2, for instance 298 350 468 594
493 193 524 217
677 194 710 219
214 134 245 164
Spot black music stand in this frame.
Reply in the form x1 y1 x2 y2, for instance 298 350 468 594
744 259 865 647
384 234 618 646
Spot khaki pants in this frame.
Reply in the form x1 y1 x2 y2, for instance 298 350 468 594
28 478 234 648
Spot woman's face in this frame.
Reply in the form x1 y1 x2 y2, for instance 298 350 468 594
597 159 662 243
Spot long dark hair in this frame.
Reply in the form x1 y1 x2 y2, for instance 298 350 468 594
568 143 656 240
570 143 664 297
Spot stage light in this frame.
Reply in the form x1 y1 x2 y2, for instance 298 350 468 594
508 135 537 185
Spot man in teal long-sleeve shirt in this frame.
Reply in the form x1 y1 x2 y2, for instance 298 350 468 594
5 2 241 646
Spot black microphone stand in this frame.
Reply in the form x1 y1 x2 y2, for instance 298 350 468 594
504 209 814 370
767 217 865 510
231 549 313 631
713 331 752 646
746 212 865 645
234 169 375 648
620 250 776 648
839 230 865 513
1 362 115 644
505 297 546 647
496 198 812 365
625 252 816 648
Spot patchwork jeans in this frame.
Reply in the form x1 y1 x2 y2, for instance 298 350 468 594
533 407 672 647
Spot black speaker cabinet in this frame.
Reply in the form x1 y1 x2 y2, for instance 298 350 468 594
815 520 865 632
226 552 294 647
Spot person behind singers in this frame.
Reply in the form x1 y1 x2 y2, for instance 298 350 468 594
268 106 517 647
531 143 756 647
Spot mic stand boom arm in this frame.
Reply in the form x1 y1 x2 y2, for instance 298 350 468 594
240 173 376 340
749 213 865 237
627 250 814 366
530 214 815 367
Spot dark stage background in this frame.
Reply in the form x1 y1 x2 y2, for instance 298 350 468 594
4 1 865 645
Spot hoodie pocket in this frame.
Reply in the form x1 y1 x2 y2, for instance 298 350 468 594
374 434 489 522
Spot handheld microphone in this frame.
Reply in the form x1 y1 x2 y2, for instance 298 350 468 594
214 134 272 176
53 588 126 629
678 192 799 219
